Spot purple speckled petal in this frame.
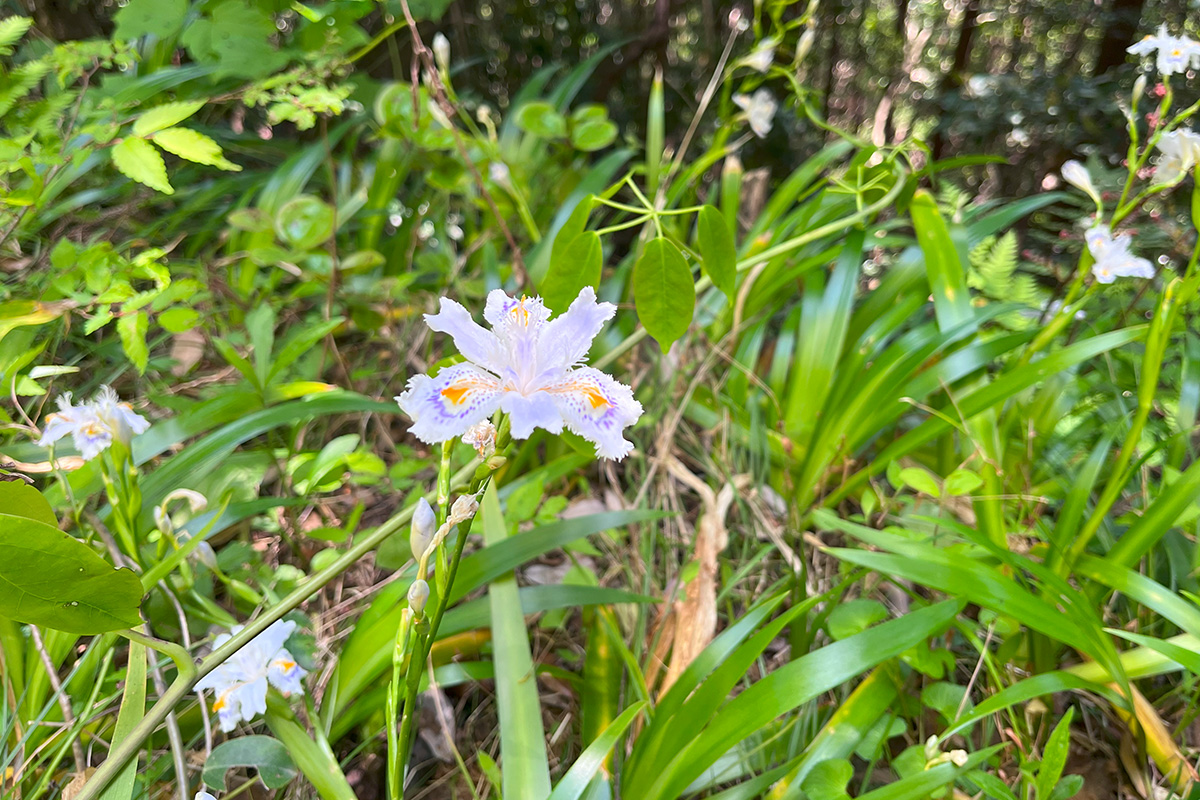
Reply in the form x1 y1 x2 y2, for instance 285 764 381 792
396 363 503 444
545 367 642 460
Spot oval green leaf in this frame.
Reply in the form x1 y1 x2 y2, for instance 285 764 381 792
542 231 602 314
0 513 144 633
515 100 567 138
695 204 736 299
633 237 694 351
275 195 335 251
0 480 56 526
203 735 299 791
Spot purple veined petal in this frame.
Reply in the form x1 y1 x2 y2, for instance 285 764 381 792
499 390 565 439
536 287 617 376
425 297 504 371
544 367 642 460
396 363 504 444
36 412 77 447
267 649 308 696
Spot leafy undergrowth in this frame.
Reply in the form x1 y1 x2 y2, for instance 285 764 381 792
4 4 1200 800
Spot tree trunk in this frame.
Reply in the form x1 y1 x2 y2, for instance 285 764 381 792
930 0 980 160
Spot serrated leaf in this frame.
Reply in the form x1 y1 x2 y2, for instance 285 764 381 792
0 16 32 55
152 127 241 171
695 204 736 298
132 101 205 137
542 231 602 314
0 513 143 633
203 735 299 791
112 137 173 194
633 237 694 351
158 307 201 333
117 311 150 374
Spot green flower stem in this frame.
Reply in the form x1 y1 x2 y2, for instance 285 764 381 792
386 608 416 800
74 459 480 800
594 166 908 372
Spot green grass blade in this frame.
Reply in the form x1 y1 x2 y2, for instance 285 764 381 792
482 483 552 799
910 189 971 330
97 642 145 800
547 701 647 800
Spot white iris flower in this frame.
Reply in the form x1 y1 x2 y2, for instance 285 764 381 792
195 620 307 732
1153 128 1200 183
397 288 642 460
1086 225 1155 284
733 89 777 138
1127 24 1200 76
37 385 150 461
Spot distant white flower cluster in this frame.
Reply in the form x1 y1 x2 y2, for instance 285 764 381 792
1128 24 1200 76
1153 128 1200 183
195 620 307 732
37 385 149 461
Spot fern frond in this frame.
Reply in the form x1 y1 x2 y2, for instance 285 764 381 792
0 17 31 57
0 59 48 117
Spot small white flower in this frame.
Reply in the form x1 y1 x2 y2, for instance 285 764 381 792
489 161 511 185
743 38 776 73
196 793 217 800
1127 24 1200 76
1060 159 1102 207
37 385 150 461
462 420 497 457
1153 128 1200 184
1086 225 1155 284
733 89 777 138
948 750 969 768
195 620 307 732
396 289 643 460
432 32 450 72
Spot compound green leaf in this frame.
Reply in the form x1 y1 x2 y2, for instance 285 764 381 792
696 204 736 299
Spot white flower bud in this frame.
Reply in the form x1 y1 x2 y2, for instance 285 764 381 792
194 541 218 570
796 28 816 65
1060 159 1102 208
949 750 968 767
408 579 430 616
410 497 436 558
489 161 511 186
432 33 450 73
476 104 493 124
448 494 479 525
153 505 174 538
1133 72 1148 102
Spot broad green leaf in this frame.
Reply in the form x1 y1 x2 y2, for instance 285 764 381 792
264 706 356 800
117 310 149 374
159 306 201 333
152 127 241 171
0 481 56 526
546 194 593 279
542 231 602 314
801 760 852 800
203 735 299 790
911 190 970 330
276 195 335 250
898 466 941 498
132 101 205 137
826 598 889 640
482 483 553 799
0 513 143 633
97 642 145 800
113 0 186 40
516 101 567 138
571 119 618 151
1106 630 1200 675
696 205 736 299
112 137 173 194
633 237 694 351
944 468 984 496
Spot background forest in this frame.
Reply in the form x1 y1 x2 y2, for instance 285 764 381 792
5 1 1200 800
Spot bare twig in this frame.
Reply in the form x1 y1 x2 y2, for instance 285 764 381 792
30 625 86 774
